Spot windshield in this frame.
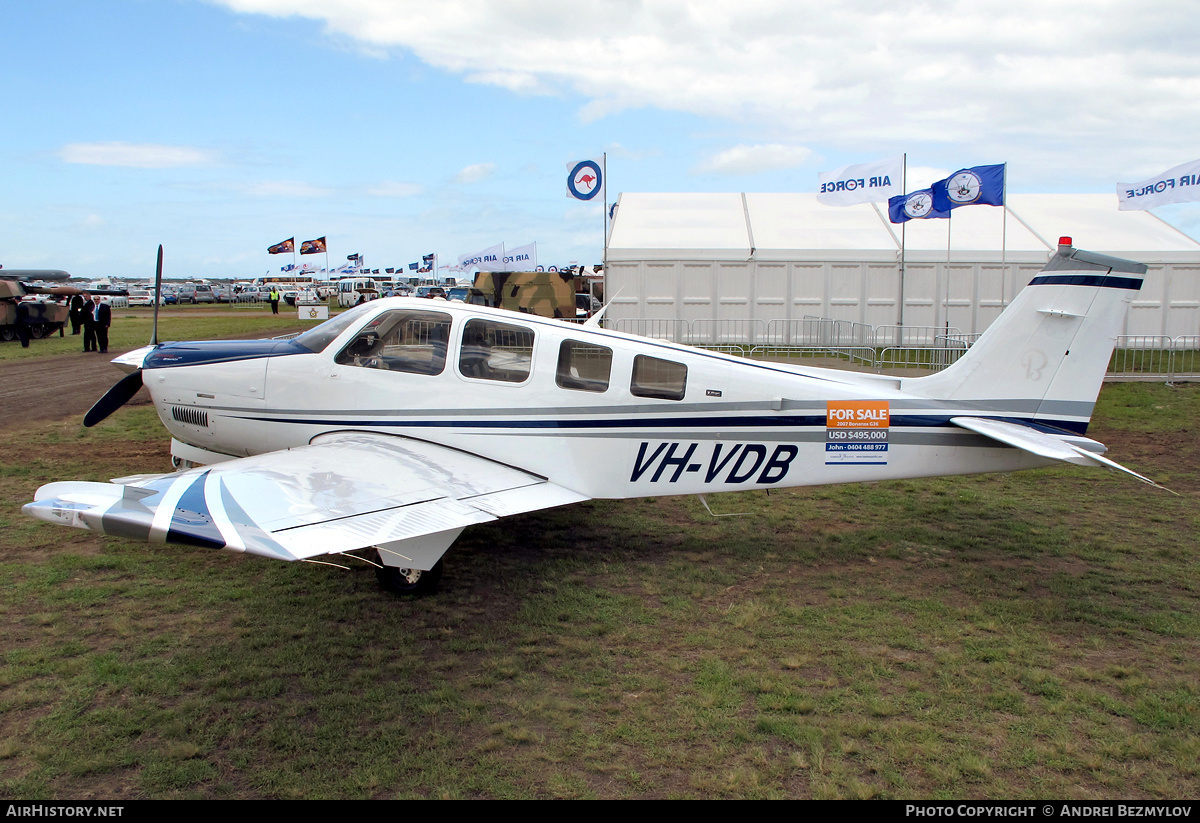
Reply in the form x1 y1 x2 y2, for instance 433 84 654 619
291 303 376 353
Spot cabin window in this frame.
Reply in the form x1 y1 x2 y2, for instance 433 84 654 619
334 310 451 375
556 340 612 393
458 318 535 383
630 355 687 401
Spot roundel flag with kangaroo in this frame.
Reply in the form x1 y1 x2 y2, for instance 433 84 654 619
567 158 604 201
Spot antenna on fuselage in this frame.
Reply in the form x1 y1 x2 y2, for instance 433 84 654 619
584 286 622 328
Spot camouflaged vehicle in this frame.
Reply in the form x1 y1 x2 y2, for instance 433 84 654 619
0 272 127 342
472 270 575 319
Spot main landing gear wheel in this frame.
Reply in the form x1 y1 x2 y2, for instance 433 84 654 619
373 551 444 596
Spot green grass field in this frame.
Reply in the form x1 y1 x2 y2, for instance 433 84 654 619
0 304 311 362
0 311 1197 799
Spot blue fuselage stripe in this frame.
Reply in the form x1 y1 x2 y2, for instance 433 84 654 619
230 412 1088 435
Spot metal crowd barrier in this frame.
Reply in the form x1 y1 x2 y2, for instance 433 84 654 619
1108 335 1200 382
606 318 1199 381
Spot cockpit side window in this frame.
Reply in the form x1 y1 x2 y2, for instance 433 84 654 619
334 310 451 375
556 340 612 393
458 318 535 383
630 355 687 400
292 302 375 353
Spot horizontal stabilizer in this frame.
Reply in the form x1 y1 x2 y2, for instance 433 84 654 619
950 417 1171 492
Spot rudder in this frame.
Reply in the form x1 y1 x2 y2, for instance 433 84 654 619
908 239 1146 432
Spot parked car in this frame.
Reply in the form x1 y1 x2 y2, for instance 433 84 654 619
177 284 216 304
336 278 380 307
414 286 447 299
127 289 163 307
447 287 490 306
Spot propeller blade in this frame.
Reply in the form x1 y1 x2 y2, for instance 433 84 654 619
151 245 163 346
83 370 144 428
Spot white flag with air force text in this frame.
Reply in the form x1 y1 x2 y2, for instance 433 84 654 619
817 155 903 206
1118 158 1200 210
504 242 537 270
458 243 505 273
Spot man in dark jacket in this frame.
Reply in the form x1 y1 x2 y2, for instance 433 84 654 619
69 293 85 335
11 298 30 348
90 295 112 353
81 292 97 352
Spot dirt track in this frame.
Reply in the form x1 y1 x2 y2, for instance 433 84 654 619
0 321 304 432
0 348 152 432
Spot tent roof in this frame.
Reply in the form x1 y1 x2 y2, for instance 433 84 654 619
606 193 1200 263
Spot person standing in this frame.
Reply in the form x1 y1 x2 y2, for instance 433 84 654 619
81 291 97 352
269 287 280 315
11 298 30 348
89 294 112 353
69 292 85 335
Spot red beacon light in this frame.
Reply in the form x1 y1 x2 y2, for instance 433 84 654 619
1058 236 1073 247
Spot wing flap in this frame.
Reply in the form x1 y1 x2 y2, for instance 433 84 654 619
274 497 497 559
465 483 589 518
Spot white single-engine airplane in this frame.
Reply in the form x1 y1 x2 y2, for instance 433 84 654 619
25 239 1161 594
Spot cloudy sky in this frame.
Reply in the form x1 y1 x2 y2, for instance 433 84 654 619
4 0 1198 280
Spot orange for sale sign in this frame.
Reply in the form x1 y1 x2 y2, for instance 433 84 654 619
826 401 890 429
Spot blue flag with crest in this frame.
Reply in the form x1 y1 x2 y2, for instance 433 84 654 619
931 164 1005 213
888 189 949 223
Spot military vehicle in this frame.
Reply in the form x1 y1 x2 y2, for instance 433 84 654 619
0 270 127 342
472 270 575 318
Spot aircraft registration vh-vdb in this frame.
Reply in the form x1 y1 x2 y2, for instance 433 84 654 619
25 239 1166 595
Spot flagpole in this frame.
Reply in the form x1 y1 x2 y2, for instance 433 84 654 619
1001 162 1008 308
945 212 952 333
899 153 907 329
602 152 608 269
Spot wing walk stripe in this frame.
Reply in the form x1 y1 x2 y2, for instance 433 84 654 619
166 471 227 549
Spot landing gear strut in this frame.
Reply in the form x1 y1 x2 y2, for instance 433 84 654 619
373 550 444 596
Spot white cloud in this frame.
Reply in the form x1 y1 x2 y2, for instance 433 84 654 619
240 180 332 198
61 142 218 168
181 179 333 198
454 163 496 184
212 0 1200 179
694 144 812 176
367 181 424 197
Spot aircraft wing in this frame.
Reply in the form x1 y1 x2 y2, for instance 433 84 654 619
949 416 1169 490
24 432 589 568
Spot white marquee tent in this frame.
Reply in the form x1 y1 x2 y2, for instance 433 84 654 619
604 193 1200 338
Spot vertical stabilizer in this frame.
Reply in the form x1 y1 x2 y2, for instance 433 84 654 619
908 240 1145 432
